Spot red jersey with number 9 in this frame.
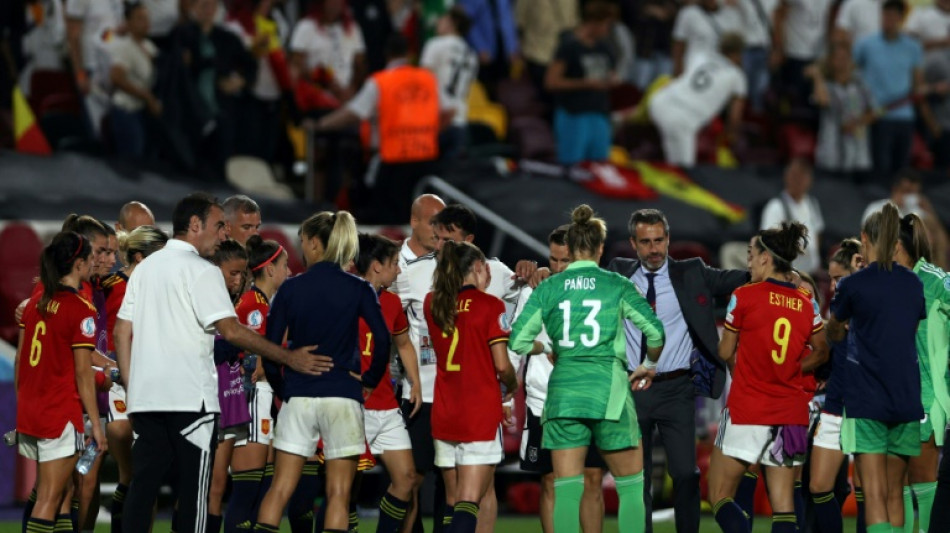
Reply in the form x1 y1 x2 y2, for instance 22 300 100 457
724 279 823 425
17 289 98 438
360 290 409 410
424 286 510 442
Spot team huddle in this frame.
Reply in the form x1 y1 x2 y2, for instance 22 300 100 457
10 191 950 533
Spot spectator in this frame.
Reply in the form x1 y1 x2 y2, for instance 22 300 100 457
608 17 637 83
905 0 950 51
923 44 950 170
421 6 479 160
349 0 395 73
290 0 367 102
389 0 420 56
759 157 825 275
738 0 778 111
834 0 881 45
65 0 123 137
515 0 577 98
807 42 875 175
458 0 520 90
20 0 66 95
545 0 618 166
649 32 747 168
853 0 933 186
671 0 742 77
630 0 679 90
109 2 161 158
770 0 834 111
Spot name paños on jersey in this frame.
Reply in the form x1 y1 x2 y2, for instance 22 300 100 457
564 277 597 291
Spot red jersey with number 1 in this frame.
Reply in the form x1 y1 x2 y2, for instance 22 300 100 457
724 280 823 425
17 289 98 438
425 286 510 442
360 290 408 410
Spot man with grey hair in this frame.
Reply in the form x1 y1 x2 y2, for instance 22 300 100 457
222 195 261 246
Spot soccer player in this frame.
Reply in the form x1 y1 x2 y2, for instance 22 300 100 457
510 204 666 533
354 233 423 533
515 224 608 533
424 240 519 533
826 203 926 533
808 239 863 533
709 221 828 533
254 211 392 533
17 231 107 533
227 235 292 532
895 214 949 533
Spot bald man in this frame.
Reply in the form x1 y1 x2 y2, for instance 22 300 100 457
116 201 156 232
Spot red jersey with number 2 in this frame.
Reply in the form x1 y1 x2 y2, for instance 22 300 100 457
360 290 408 410
425 286 510 442
724 280 823 425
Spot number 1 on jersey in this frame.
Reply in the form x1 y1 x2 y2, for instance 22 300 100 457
361 332 373 356
558 300 602 348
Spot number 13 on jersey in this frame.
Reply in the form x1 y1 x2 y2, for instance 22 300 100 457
558 300 602 348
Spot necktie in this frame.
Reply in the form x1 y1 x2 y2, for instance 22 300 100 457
641 273 657 364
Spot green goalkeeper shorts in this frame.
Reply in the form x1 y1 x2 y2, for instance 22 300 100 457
542 393 641 452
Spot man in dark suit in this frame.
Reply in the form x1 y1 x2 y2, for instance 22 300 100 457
607 208 748 533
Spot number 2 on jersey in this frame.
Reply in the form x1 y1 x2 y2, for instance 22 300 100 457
772 317 791 365
29 321 46 367
558 300 602 348
442 329 461 371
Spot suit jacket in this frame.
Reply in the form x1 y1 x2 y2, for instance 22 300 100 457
607 256 749 399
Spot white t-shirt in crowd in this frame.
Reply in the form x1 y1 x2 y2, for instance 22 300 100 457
118 239 237 414
673 4 743 65
420 34 479 127
653 50 747 127
65 0 123 71
760 192 826 274
835 0 881 44
739 0 779 48
290 17 365 88
142 0 179 37
782 0 833 60
110 36 158 111
906 5 950 44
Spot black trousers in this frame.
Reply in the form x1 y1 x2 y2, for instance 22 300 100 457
632 374 700 533
123 410 219 533
929 426 950 533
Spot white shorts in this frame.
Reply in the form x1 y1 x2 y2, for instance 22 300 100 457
18 421 84 463
365 408 412 455
715 408 804 467
84 414 106 436
812 412 843 451
274 396 365 459
434 427 504 468
219 422 250 443
236 381 274 446
107 383 129 423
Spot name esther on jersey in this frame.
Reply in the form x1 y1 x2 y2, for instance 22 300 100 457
564 277 596 290
769 291 803 312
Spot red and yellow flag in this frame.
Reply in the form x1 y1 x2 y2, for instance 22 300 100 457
13 86 51 155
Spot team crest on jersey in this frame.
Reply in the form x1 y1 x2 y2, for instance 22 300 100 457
114 400 127 413
528 446 538 463
498 313 511 332
248 310 264 330
80 317 96 338
261 419 270 435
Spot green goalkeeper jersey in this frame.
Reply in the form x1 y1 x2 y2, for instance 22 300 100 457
510 261 665 422
914 258 950 444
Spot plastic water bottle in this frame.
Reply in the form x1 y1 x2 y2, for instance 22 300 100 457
76 440 99 474
3 430 16 447
243 354 258 393
109 367 120 384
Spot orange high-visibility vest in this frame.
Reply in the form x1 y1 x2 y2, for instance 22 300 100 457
374 66 440 163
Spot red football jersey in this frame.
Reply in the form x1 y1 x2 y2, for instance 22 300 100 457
425 286 510 442
32 280 94 302
236 287 270 333
17 289 98 438
360 290 409 410
724 280 823 425
103 272 128 353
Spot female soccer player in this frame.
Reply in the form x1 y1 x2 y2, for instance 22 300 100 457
895 214 949 533
826 203 925 533
808 239 862 533
255 211 392 533
510 204 666 533
709 221 828 533
102 225 168 532
17 232 107 532
422 240 518 533
226 235 291 531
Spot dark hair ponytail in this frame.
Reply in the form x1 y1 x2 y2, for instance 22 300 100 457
754 221 809 273
354 233 399 276
899 213 932 265
39 232 91 314
246 234 284 279
830 238 862 273
432 241 485 333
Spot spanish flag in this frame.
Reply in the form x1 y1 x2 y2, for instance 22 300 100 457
13 86 51 155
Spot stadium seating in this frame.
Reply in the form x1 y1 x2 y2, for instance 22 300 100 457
258 227 306 275
0 223 43 343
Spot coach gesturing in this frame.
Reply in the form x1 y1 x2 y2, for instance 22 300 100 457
113 193 332 533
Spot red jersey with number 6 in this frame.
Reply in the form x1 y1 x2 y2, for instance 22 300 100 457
724 279 823 425
425 286 510 442
360 290 409 410
17 289 98 438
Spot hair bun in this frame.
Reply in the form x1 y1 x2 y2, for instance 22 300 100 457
245 234 264 251
571 204 594 225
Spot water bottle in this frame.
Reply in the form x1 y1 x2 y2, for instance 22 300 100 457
243 354 258 393
3 430 16 447
109 367 120 384
76 440 99 475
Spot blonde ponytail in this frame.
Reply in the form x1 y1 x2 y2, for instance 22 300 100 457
863 202 900 271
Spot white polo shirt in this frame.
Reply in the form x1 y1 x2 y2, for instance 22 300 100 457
835 0 881 44
906 5 950 44
672 5 743 65
782 0 833 61
289 17 365 88
118 239 237 414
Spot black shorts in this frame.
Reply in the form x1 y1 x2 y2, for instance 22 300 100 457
520 410 606 474
401 399 436 473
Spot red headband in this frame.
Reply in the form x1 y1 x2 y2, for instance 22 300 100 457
251 246 284 272
68 235 85 261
